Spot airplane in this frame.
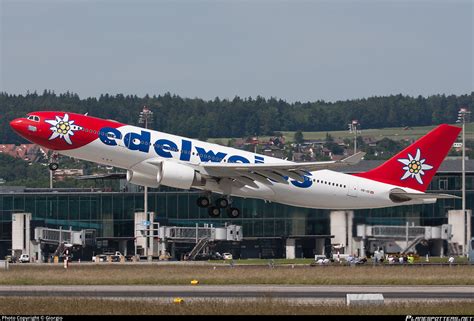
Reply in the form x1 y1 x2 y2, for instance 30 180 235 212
10 111 461 218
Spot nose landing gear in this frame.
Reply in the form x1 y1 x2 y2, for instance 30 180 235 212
48 153 59 171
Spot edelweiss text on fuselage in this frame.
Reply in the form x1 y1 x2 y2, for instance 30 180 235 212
98 127 314 188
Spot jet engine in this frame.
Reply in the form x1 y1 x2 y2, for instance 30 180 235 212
126 160 206 189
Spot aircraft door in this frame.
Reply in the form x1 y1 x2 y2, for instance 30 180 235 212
347 181 358 197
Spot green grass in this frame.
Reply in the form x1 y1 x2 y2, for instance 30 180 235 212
1 297 473 315
1 264 472 286
211 258 316 265
208 123 474 145
212 257 469 265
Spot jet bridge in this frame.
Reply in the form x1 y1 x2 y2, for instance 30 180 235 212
134 218 242 260
11 212 96 262
356 223 452 256
33 226 96 261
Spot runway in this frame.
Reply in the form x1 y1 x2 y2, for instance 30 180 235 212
0 285 472 299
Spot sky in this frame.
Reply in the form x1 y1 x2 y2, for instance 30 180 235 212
0 0 472 102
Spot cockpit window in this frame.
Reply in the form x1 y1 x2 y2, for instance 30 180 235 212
27 115 40 122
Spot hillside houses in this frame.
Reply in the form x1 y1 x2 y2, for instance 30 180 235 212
0 144 49 162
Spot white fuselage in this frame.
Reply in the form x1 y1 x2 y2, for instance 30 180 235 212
61 124 428 209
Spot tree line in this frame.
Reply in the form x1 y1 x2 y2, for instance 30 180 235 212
0 90 472 144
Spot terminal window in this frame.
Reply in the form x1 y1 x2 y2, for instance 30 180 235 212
439 178 448 190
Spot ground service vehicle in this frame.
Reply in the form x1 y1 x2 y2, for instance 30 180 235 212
18 254 30 263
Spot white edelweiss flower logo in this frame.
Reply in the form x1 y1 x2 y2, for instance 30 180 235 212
397 148 433 184
45 114 83 145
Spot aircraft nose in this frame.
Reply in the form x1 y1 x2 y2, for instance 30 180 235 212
10 118 26 133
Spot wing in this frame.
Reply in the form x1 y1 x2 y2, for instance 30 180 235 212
186 152 365 186
76 173 127 180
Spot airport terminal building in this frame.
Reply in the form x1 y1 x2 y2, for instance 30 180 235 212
0 159 472 261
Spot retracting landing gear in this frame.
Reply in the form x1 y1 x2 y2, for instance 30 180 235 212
197 196 210 208
48 152 59 171
215 198 229 209
226 207 240 218
197 195 241 218
208 206 220 217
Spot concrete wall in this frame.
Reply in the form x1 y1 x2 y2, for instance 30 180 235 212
448 209 472 254
134 212 156 256
11 213 31 257
285 238 295 259
134 212 147 255
330 211 354 255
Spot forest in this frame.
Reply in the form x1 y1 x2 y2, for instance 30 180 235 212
0 91 472 143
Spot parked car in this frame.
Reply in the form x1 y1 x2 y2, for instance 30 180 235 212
18 254 30 263
222 253 233 260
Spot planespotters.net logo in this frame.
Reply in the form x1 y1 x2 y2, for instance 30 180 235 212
45 113 83 145
406 316 474 321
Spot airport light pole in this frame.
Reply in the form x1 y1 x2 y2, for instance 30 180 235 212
49 169 53 189
457 107 470 255
348 120 361 155
138 106 154 257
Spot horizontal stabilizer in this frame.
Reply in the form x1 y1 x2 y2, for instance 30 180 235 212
390 191 460 203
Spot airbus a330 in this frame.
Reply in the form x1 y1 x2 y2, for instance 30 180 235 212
10 112 461 218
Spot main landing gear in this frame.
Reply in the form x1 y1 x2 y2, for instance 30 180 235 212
197 196 240 218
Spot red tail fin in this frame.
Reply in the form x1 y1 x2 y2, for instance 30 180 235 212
355 124 461 192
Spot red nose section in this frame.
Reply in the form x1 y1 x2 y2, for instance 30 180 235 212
10 112 126 151
10 118 27 136
10 117 47 145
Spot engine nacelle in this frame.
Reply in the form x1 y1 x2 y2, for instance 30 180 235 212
157 161 201 190
127 160 205 189
126 170 160 188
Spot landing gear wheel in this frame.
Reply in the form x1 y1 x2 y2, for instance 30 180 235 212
197 196 210 208
49 163 59 171
227 207 240 218
215 197 229 209
208 206 221 218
